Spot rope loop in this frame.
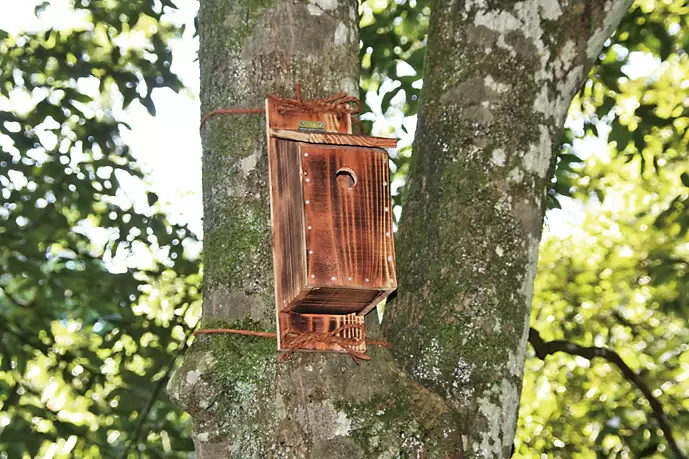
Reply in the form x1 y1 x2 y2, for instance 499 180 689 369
280 322 369 364
272 84 360 116
199 84 361 128
194 322 391 364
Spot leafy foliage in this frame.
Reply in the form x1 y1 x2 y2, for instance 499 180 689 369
561 0 689 202
359 0 429 220
517 139 689 458
0 1 199 457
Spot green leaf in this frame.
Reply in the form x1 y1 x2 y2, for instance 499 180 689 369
142 95 157 116
147 192 159 206
681 172 689 188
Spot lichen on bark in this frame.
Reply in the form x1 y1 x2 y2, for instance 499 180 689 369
384 0 634 455
168 0 634 457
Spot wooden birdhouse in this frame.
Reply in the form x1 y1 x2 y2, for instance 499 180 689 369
265 94 397 356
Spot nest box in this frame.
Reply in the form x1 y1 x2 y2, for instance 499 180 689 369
266 95 397 355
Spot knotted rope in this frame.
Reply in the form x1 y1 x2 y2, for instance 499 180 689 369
194 323 391 364
281 323 369 364
272 84 360 116
199 84 360 128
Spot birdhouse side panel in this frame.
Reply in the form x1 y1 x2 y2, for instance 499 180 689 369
301 144 397 291
268 139 308 312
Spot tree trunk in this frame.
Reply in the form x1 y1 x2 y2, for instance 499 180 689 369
168 0 632 457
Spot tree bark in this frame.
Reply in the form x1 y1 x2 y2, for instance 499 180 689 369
168 0 632 457
384 0 633 455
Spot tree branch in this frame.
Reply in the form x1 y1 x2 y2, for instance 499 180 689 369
119 311 198 459
529 327 686 459
0 316 104 380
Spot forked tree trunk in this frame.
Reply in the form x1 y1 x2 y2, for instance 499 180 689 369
168 0 632 457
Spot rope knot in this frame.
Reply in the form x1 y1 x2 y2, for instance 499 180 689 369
272 84 360 116
281 323 370 364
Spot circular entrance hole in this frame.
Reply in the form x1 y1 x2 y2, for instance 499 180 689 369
336 167 357 189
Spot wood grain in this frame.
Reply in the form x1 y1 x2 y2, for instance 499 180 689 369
270 129 398 149
292 287 380 314
266 96 398 353
302 144 397 292
357 289 396 317
267 139 307 315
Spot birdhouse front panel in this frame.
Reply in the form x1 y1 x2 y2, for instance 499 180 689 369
296 143 396 313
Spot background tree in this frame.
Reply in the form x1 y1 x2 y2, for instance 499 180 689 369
518 1 689 456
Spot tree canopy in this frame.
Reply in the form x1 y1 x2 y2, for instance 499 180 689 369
0 1 199 457
0 0 687 457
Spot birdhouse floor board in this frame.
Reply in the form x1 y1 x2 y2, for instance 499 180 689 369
287 287 383 314
357 289 395 317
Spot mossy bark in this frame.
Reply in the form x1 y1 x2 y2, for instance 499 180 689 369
385 0 633 455
168 0 632 457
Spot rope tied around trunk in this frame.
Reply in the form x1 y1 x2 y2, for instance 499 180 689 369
194 323 391 365
199 84 360 128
